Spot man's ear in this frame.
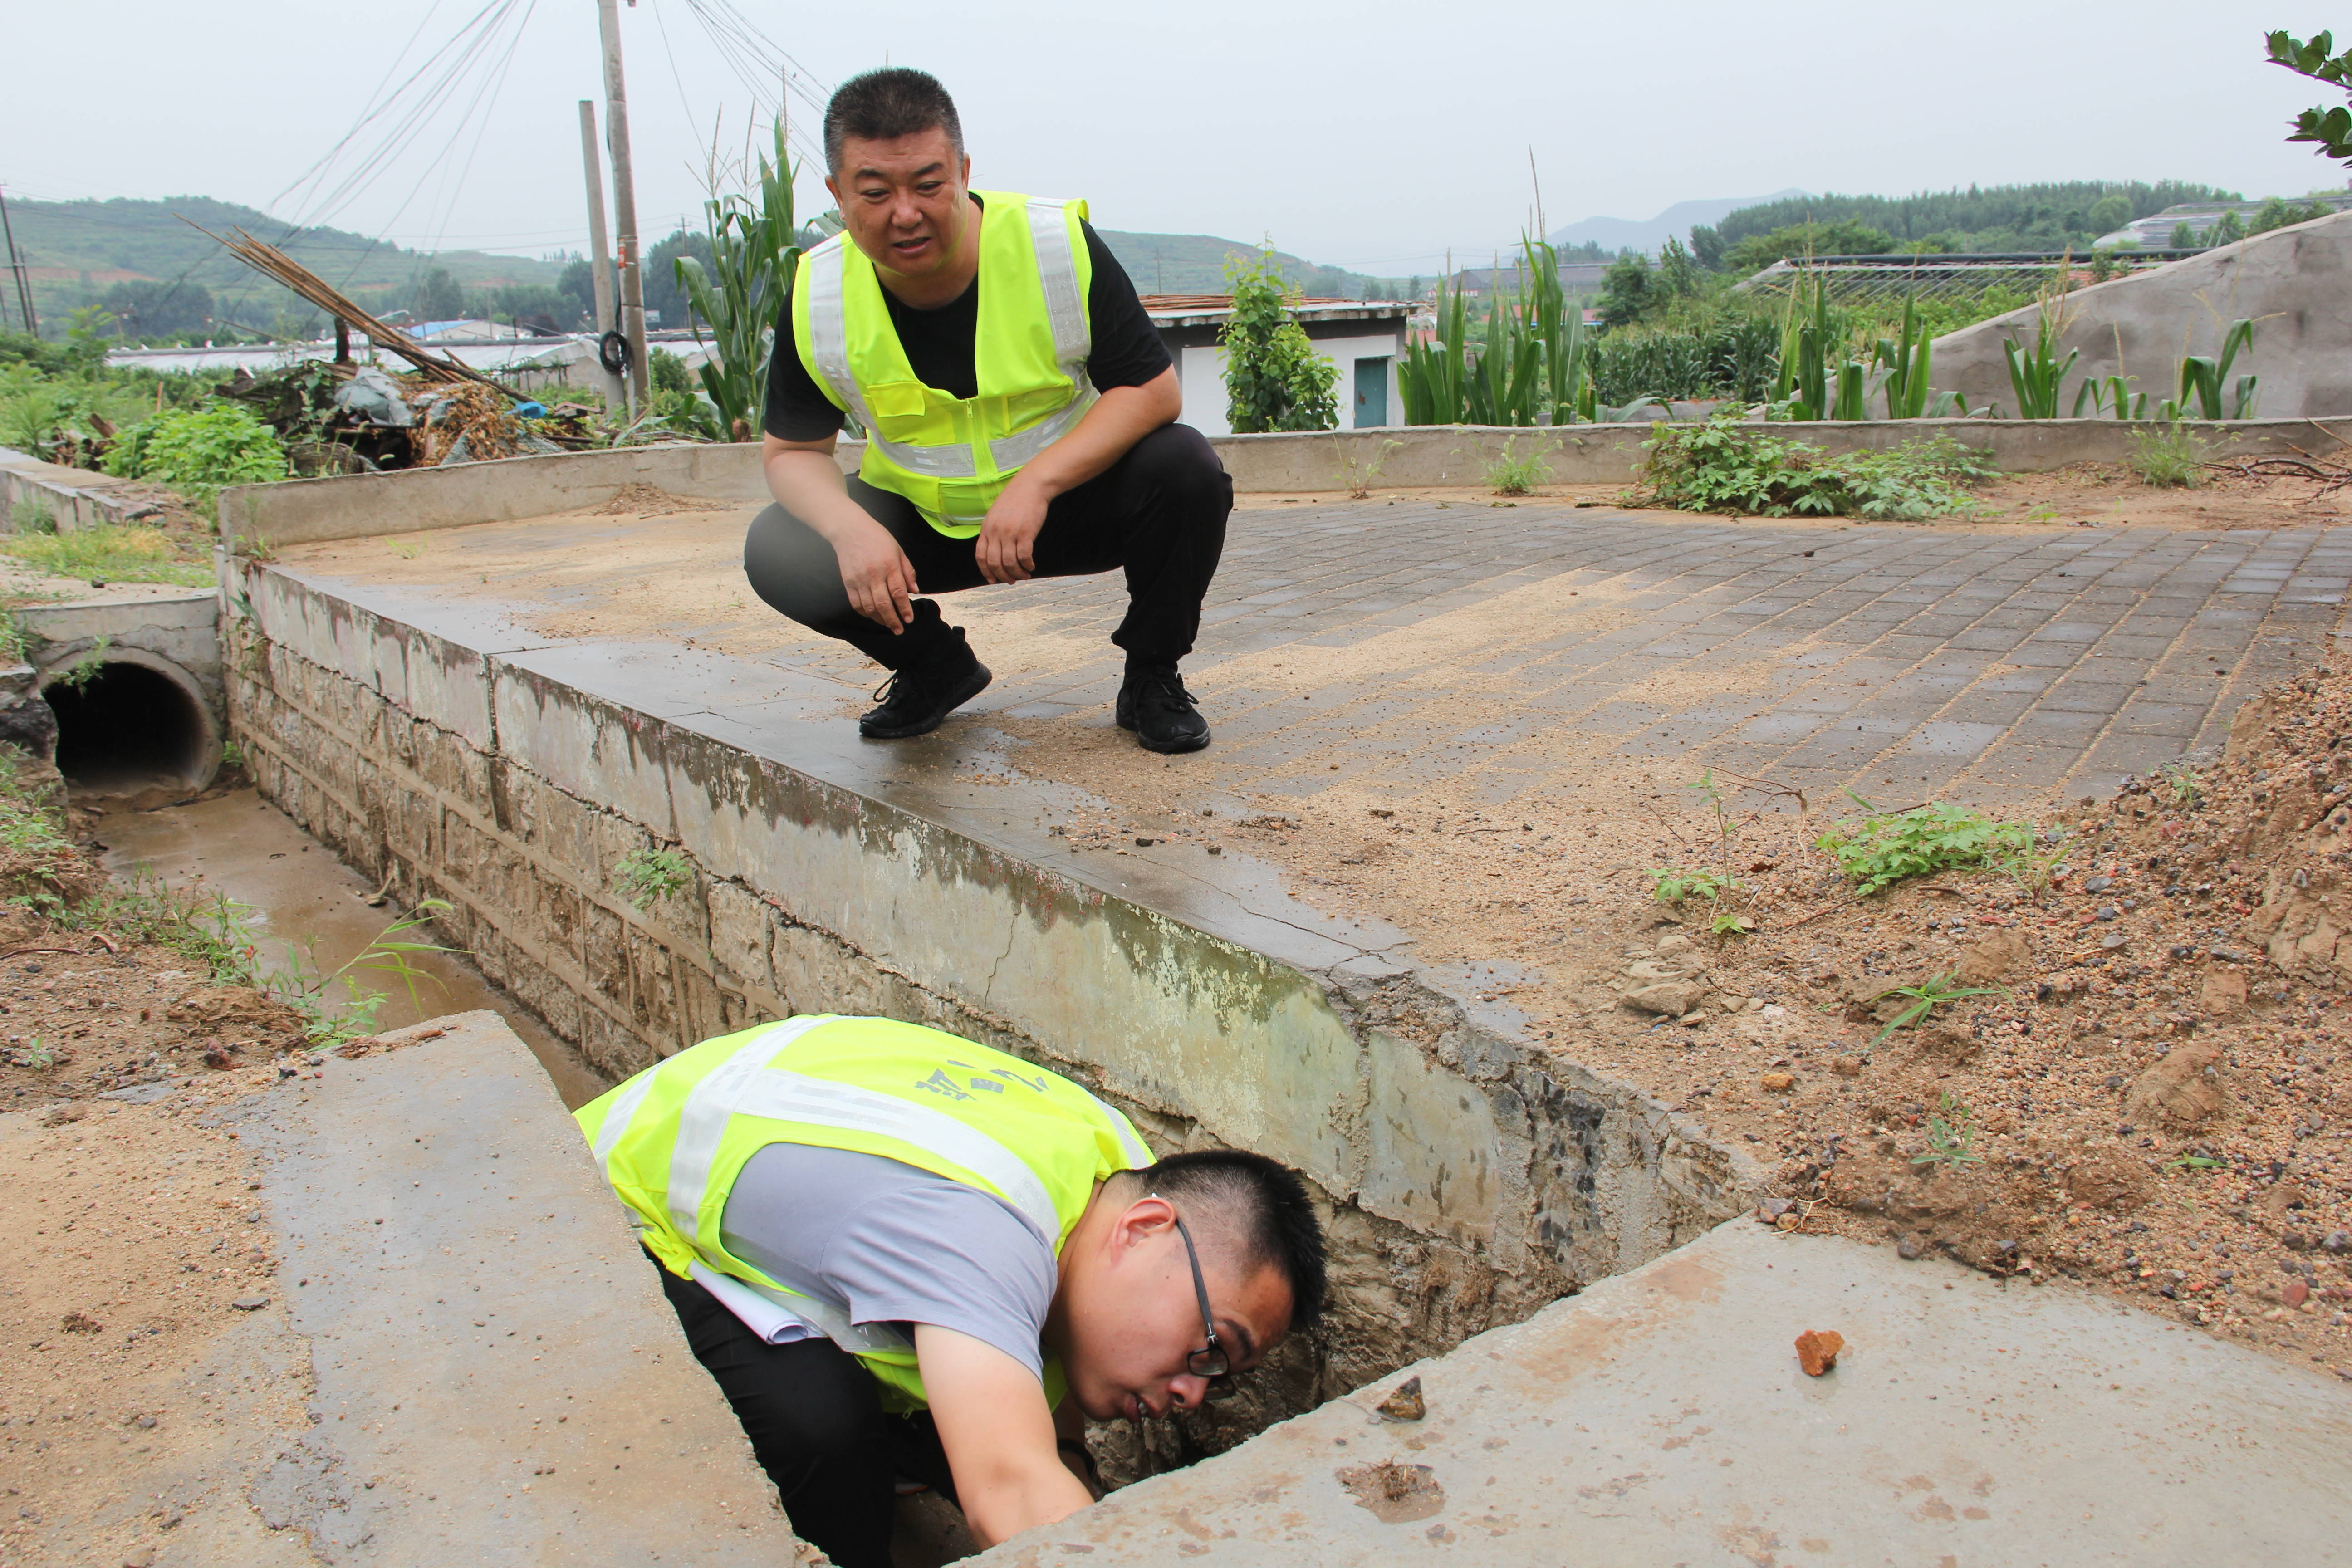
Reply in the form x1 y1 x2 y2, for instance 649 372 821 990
823 174 843 206
1109 1191 1176 1255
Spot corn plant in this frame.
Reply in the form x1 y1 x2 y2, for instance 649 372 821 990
1771 274 1832 420
2173 319 2258 421
1873 299 1931 419
2001 314 2078 420
2071 374 2146 419
674 116 802 441
1397 235 1592 427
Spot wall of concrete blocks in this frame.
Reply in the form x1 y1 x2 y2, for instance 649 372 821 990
225 558 1758 1463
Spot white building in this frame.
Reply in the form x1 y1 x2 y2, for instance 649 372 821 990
1142 296 1411 436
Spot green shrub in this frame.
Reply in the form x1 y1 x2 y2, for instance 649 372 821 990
103 403 286 507
1484 436 1552 496
1639 416 1991 520
1816 799 2034 895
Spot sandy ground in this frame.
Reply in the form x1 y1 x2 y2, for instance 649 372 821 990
0 952 320 1568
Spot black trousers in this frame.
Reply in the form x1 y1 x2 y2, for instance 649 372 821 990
655 1260 956 1568
743 421 1232 672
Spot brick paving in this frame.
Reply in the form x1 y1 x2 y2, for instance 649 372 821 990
807 499 2352 809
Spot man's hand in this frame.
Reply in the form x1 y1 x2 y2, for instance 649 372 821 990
831 512 921 633
916 1324 1094 1549
975 477 1049 585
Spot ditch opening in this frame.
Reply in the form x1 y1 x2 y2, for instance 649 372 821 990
44 657 216 795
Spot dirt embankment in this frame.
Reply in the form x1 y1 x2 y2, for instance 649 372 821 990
0 766 338 1567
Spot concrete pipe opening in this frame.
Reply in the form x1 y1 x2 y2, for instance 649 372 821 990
42 653 220 797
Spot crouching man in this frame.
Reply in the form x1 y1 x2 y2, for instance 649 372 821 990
577 1013 1326 1565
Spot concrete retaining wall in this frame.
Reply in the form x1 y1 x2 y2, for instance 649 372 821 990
1930 210 2352 418
216 415 2336 549
0 445 168 530
225 560 1757 1466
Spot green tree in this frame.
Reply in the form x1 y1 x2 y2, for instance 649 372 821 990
2170 222 2199 249
412 266 464 322
1719 220 1896 276
2087 193 2132 233
2268 28 2352 165
2212 210 2247 245
2249 195 2331 234
1219 249 1337 433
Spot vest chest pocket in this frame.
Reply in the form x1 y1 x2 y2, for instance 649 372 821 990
865 380 930 421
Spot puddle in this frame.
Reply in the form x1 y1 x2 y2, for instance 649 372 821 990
90 786 608 1108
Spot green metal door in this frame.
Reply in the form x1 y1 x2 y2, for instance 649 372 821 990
1353 356 1390 428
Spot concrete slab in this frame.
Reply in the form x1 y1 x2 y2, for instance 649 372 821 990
986 1220 2352 1566
220 1012 799 1563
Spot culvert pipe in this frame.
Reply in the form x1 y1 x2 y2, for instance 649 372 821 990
40 648 221 794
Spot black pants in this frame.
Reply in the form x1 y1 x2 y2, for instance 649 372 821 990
655 1260 956 1568
743 421 1232 672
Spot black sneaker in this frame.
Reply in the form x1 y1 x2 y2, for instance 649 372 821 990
1116 666 1211 754
859 652 993 739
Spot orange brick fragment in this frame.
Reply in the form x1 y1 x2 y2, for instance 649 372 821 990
1795 1328 1844 1376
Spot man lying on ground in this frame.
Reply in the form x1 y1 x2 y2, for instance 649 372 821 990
745 66 1231 753
577 1012 1326 1566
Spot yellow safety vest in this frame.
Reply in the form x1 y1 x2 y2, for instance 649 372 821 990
576 1014 1152 1414
794 190 1097 538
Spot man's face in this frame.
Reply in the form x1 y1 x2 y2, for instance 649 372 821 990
1059 1196 1295 1423
826 127 973 281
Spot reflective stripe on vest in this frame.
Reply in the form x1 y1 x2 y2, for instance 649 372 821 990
799 193 1096 508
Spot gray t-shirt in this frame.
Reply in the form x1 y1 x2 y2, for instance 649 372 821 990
719 1142 1058 1380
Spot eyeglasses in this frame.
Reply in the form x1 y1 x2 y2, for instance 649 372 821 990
1170 1211 1240 1404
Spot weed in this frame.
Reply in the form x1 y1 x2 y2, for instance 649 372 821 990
2127 425 2210 488
1484 436 1553 496
1648 866 1730 904
1640 416 1990 521
1708 909 1756 937
615 846 695 909
49 636 112 693
1817 794 2035 895
220 740 247 772
1871 973 2007 1046
0 524 210 587
1334 436 1402 500
2166 1151 2229 1172
2157 759 2202 808
7 1038 53 1069
0 609 26 666
1995 826 2078 899
10 497 57 535
1911 1090 1985 1170
102 403 286 509
387 538 426 560
278 900 454 1047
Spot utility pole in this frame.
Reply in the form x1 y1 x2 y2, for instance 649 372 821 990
576 99 629 411
596 0 650 410
0 185 37 338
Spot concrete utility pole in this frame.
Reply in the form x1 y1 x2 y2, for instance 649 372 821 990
597 0 650 410
575 100 629 411
0 185 37 338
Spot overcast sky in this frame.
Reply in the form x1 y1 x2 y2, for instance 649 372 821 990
3 0 2333 273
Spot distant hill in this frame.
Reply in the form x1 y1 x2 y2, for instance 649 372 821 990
1545 191 1808 256
5 196 569 339
1095 229 1410 299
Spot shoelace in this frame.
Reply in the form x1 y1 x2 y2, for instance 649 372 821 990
1131 672 1198 710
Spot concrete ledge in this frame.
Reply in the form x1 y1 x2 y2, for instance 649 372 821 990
220 1010 799 1561
0 444 166 530
215 416 2344 549
984 1218 2352 1565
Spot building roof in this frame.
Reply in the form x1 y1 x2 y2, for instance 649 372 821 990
1138 295 1413 328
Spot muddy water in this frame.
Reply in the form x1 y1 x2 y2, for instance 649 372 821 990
91 786 608 1108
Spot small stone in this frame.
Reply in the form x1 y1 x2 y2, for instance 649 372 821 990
2284 1279 2312 1309
1655 934 1694 956
1794 1328 1845 1377
1375 1375 1426 1422
1831 1056 1863 1078
2101 932 2127 950
1205 845 1221 856
2323 1231 2351 1255
1761 1072 1796 1092
1134 837 1155 848
61 1311 102 1334
133 1413 156 1430
2097 906 2121 922
1757 1197 1795 1222
2084 875 2114 893
230 1296 269 1312
1897 1235 1926 1261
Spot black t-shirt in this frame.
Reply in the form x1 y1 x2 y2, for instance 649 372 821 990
763 195 1172 442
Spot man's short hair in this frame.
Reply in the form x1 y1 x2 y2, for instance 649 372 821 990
823 68 964 175
1134 1149 1327 1329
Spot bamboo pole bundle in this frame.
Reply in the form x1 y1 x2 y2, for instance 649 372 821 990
188 222 512 394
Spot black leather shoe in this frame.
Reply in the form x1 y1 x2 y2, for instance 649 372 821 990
1116 666 1211 754
860 652 992 738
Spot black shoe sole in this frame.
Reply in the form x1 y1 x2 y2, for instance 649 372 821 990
859 661 993 739
1133 722 1210 755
